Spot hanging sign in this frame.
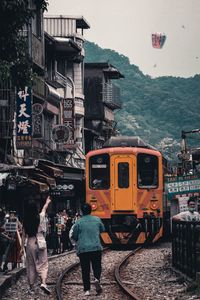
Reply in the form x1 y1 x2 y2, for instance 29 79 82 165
62 98 75 148
16 87 32 149
32 103 43 115
52 125 71 144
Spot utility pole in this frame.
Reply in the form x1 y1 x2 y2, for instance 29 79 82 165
179 129 200 174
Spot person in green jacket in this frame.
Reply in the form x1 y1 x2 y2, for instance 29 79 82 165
71 203 105 296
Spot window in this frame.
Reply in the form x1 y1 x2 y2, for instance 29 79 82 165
89 154 110 189
137 154 158 188
118 162 129 188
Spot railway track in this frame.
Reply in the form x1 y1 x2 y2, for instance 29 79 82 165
56 247 143 300
114 246 142 300
2 242 200 299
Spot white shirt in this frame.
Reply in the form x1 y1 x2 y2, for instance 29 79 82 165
174 211 200 222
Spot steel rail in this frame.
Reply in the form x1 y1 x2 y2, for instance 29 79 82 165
55 248 109 299
114 246 143 300
55 261 80 300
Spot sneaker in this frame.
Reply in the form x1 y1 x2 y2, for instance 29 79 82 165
84 290 90 296
94 278 102 295
40 283 51 295
27 287 34 295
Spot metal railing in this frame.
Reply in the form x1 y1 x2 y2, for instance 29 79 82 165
47 70 67 88
102 83 121 109
172 220 200 279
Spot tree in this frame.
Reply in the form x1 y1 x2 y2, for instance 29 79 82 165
0 0 48 87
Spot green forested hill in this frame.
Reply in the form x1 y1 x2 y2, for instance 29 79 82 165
85 41 200 161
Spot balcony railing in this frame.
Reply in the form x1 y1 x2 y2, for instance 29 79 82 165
0 82 13 139
47 70 67 88
102 83 122 109
54 71 67 87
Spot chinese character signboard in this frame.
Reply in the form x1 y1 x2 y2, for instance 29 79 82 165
165 174 200 200
32 103 43 138
16 87 32 149
62 98 75 148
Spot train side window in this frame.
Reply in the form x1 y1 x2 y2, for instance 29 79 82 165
89 154 110 189
137 154 158 188
118 162 129 188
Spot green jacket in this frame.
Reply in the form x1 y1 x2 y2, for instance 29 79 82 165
71 214 105 255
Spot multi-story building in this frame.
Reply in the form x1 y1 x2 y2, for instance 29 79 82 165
84 63 124 153
0 12 89 215
44 15 90 168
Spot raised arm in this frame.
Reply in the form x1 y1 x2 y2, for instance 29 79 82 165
41 196 51 215
172 212 185 221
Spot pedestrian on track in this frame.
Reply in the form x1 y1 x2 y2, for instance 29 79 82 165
71 202 105 297
22 195 51 295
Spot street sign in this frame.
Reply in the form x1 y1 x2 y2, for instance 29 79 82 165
165 174 200 199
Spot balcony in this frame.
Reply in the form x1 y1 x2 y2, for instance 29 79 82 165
102 83 122 109
0 82 13 139
44 16 90 38
47 70 67 88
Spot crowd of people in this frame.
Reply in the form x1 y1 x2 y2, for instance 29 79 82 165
0 199 81 274
0 197 105 297
1 194 199 297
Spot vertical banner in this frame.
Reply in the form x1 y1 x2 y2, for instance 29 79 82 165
62 98 75 147
16 87 32 149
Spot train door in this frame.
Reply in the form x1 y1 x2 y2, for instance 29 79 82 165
113 156 134 211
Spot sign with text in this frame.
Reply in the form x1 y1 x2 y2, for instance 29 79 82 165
62 98 75 148
50 181 75 197
165 174 200 199
16 87 32 149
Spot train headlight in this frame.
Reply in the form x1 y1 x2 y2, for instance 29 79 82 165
150 202 158 210
91 202 97 210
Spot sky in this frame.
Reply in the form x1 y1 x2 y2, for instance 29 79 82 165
46 0 200 78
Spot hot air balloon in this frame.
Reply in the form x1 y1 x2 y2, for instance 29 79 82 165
152 32 166 49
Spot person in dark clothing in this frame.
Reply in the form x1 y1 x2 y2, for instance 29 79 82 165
71 203 105 296
0 208 15 272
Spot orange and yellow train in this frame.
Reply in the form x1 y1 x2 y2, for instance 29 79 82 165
86 136 164 245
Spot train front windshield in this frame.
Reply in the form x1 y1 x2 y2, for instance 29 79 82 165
89 154 110 189
137 153 158 188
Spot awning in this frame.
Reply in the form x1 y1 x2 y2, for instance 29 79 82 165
45 83 62 104
0 173 9 186
63 172 84 181
54 37 81 53
31 172 56 188
37 163 64 178
29 179 49 193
